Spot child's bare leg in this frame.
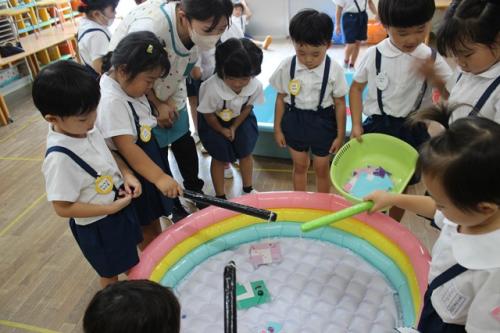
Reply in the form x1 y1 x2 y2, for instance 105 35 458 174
344 43 356 66
239 155 253 188
349 41 361 67
211 159 226 196
313 155 331 193
289 148 310 191
188 95 199 132
139 219 162 250
100 275 118 289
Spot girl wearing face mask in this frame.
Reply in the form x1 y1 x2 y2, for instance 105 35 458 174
77 0 118 79
109 0 233 206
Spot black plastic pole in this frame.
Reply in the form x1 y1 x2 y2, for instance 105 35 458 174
224 261 237 333
183 190 277 221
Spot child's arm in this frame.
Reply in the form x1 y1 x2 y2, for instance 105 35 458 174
349 81 366 141
331 96 347 153
240 0 252 21
203 113 233 141
273 93 287 148
335 6 343 36
112 135 181 198
112 152 142 198
146 91 178 128
364 190 437 218
52 196 132 218
368 0 378 17
230 104 253 139
418 57 450 100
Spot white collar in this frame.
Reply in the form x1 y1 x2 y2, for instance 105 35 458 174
472 61 500 79
100 74 148 105
443 218 500 270
213 75 259 100
377 38 430 59
46 124 95 155
296 56 327 76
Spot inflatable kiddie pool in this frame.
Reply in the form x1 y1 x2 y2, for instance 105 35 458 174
130 192 430 333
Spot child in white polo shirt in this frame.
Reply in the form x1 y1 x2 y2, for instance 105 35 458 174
350 0 452 149
367 113 500 333
77 0 118 79
197 38 264 199
436 0 500 124
37 61 143 288
270 9 348 193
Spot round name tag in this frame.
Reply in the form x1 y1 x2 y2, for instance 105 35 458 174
376 72 389 91
139 125 152 143
217 108 233 122
95 175 114 195
288 79 301 96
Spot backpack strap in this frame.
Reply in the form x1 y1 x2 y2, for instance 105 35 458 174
77 28 111 42
469 76 500 116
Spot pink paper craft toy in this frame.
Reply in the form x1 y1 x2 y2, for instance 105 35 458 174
249 242 282 268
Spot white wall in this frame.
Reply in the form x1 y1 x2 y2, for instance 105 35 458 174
246 0 337 39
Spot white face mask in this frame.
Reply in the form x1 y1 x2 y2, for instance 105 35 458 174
189 26 221 51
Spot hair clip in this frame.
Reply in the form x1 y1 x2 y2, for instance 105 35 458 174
146 44 153 54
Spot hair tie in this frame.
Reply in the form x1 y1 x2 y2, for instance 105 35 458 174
146 44 154 54
79 0 88 8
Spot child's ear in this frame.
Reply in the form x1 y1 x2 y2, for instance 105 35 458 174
476 202 498 215
326 41 332 48
44 114 58 124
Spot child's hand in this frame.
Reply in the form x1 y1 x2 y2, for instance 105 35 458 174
416 56 439 84
220 128 234 141
274 130 286 148
108 193 133 214
350 124 364 142
335 25 341 36
363 190 395 213
155 174 182 198
329 137 344 154
123 173 142 198
157 103 178 128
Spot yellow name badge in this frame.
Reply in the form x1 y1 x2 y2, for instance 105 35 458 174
217 108 234 122
139 125 152 143
288 79 301 96
95 175 114 195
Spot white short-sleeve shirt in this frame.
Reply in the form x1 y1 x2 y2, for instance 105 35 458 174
221 22 244 42
448 62 500 124
428 211 500 332
96 74 157 150
354 39 453 117
334 0 368 13
42 126 123 226
109 0 198 109
196 48 216 81
77 17 111 66
269 55 349 110
198 75 264 119
231 14 248 34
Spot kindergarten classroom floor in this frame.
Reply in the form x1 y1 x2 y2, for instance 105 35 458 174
0 40 439 333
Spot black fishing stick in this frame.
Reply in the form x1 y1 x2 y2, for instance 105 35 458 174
183 190 278 221
224 261 237 333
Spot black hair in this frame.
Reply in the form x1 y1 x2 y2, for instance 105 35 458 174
32 61 100 117
180 0 233 33
378 0 435 28
215 38 263 78
289 9 333 46
233 3 244 10
78 0 119 14
414 109 500 212
83 280 181 333
101 31 170 81
436 0 500 57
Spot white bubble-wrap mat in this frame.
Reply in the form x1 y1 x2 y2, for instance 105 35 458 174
176 238 401 333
